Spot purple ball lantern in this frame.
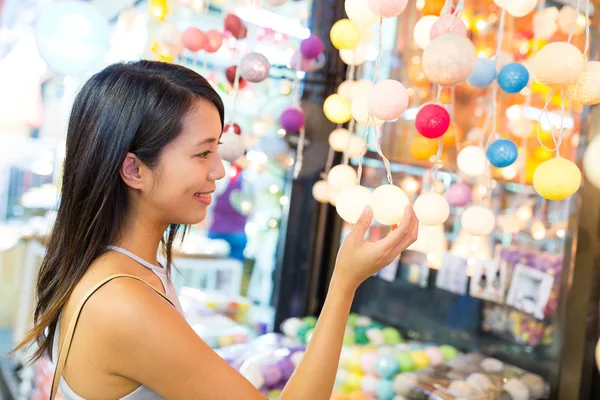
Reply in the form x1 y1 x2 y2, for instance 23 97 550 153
277 357 296 381
300 35 324 60
280 107 305 132
445 182 472 207
261 363 284 386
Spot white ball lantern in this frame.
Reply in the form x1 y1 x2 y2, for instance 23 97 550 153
583 136 600 189
312 180 330 203
533 7 559 40
371 184 410 225
422 34 477 86
457 146 487 177
461 206 496 236
345 0 379 26
329 189 341 206
351 96 384 126
340 44 367 66
336 185 372 223
414 16 439 50
329 128 352 152
219 130 245 162
567 62 600 105
239 361 265 388
328 165 358 192
368 80 409 121
531 42 585 88
338 80 357 101
281 317 304 337
505 0 537 18
558 5 586 35
346 134 367 158
414 192 450 226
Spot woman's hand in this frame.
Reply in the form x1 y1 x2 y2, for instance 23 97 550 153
333 204 419 291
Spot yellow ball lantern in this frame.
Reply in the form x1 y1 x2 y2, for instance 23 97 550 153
533 157 581 200
567 61 600 105
533 146 553 161
330 19 361 50
410 136 438 161
524 158 540 184
443 122 459 147
531 42 585 89
324 94 352 124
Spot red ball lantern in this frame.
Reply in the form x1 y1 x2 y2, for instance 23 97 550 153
224 123 242 135
205 29 223 53
181 27 207 52
225 66 247 89
224 13 248 40
415 103 450 139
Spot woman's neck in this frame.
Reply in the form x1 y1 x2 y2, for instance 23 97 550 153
114 207 167 265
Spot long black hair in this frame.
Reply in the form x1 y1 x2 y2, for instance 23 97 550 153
14 60 224 360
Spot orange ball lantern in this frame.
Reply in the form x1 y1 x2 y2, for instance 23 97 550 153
422 0 445 16
410 135 438 161
443 122 459 147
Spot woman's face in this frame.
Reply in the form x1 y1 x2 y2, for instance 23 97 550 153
144 100 225 226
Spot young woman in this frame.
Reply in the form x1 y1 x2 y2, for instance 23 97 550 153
15 60 418 399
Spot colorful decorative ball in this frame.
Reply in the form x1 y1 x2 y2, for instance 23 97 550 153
261 364 283 386
329 128 352 152
393 372 418 396
268 389 283 400
531 42 585 88
422 0 446 15
533 7 559 40
567 61 600 105
409 351 430 370
413 192 450 226
240 361 265 388
337 80 357 101
410 136 438 161
340 44 367 66
486 138 518 168
368 80 409 121
361 375 379 395
351 96 384 126
368 0 409 18
371 184 410 225
415 104 450 139
583 136 600 189
239 52 271 83
422 34 477 86
280 107 305 131
505 0 537 18
446 182 472 207
413 16 439 50
461 205 496 236
376 355 400 379
328 165 358 192
219 130 245 162
558 5 585 35
457 145 487 177
424 347 445 366
224 123 241 135
438 345 459 361
336 185 372 223
330 19 361 50
382 327 402 344
159 25 182 55
366 328 385 346
498 63 529 94
296 323 310 342
205 29 223 53
281 317 303 337
345 0 379 26
348 391 370 400
503 378 530 400
225 66 247 89
375 379 396 400
224 13 247 39
182 27 207 52
430 14 467 41
343 330 356 345
324 94 352 124
395 352 415 373
303 316 318 328
533 156 582 200
300 35 324 59
347 313 359 327
360 351 379 375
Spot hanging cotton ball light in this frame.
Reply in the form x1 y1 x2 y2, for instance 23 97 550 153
486 139 518 168
224 13 247 40
505 0 537 18
531 42 585 88
423 34 477 86
312 180 330 203
345 0 379 26
336 186 372 223
225 66 246 89
461 206 496 236
329 128 352 151
329 190 340 206
558 5 585 35
330 19 361 50
368 80 409 121
567 62 600 105
583 136 600 189
413 16 439 50
446 182 472 207
280 107 305 132
414 192 450 226
533 157 582 200
410 136 438 161
239 52 271 83
371 185 410 225
533 7 559 40
352 96 384 126
367 0 408 18
353 79 374 97
415 104 450 139
328 164 358 192
457 146 487 177
219 130 246 162
182 27 207 52
281 317 304 338
337 80 357 101
506 105 534 138
300 35 324 60
323 94 352 124
467 58 497 88
264 0 288 6
430 14 467 41
340 44 367 66
346 134 366 158
498 63 529 94
205 29 223 53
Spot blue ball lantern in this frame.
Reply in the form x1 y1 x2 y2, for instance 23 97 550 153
375 354 400 379
467 58 497 88
375 379 395 400
487 139 519 168
498 63 529 94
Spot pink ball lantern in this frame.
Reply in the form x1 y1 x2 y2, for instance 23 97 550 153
225 66 247 89
205 29 224 53
430 14 467 41
224 13 247 40
359 351 379 375
424 347 445 367
181 27 207 52
280 107 305 132
368 79 409 121
423 34 477 86
446 182 472 207
300 35 324 60
368 0 408 18
415 104 450 139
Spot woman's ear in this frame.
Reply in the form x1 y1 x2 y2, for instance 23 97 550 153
120 152 146 190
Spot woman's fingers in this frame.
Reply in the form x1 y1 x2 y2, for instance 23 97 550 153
376 206 416 253
347 206 373 243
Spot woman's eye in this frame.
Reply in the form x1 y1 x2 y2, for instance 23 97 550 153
218 141 223 145
196 151 212 159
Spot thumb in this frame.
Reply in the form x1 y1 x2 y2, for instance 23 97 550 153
348 205 373 241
